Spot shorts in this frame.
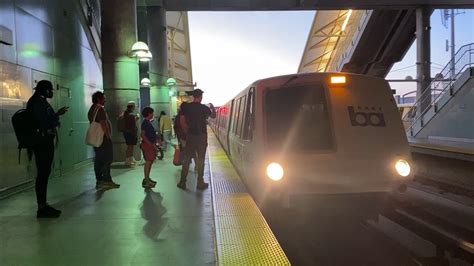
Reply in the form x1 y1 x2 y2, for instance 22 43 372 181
140 141 157 162
123 132 138 145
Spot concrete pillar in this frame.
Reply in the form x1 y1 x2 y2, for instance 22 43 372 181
147 6 169 119
416 7 431 114
137 6 150 109
101 0 139 161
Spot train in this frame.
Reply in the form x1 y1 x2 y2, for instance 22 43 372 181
209 72 412 210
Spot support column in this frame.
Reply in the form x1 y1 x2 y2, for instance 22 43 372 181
137 6 150 109
101 0 139 161
147 6 169 118
416 7 431 114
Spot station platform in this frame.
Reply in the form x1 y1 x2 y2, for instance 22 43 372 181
0 133 289 265
408 136 474 161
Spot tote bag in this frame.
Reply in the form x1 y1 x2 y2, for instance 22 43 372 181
85 106 104 147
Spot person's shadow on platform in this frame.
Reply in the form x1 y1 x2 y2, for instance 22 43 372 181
140 188 167 241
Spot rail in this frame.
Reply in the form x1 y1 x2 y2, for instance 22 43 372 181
402 43 474 131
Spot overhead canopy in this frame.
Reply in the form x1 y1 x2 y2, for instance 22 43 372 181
138 0 474 10
166 12 194 91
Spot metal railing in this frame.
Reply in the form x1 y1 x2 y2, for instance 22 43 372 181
402 43 474 131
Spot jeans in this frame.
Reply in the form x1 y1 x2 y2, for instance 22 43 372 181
180 134 207 183
93 137 113 182
33 136 55 205
162 130 172 151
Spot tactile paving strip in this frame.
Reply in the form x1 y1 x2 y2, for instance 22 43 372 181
215 214 268 229
208 131 290 265
218 244 290 265
214 194 262 216
213 180 248 194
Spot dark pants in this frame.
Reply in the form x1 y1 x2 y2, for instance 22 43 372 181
93 137 113 182
33 136 55 206
180 134 207 182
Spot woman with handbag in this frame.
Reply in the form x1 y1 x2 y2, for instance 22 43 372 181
87 91 120 190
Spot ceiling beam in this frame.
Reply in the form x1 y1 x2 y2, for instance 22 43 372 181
160 0 474 11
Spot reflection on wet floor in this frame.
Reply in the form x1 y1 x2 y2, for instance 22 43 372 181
262 190 474 266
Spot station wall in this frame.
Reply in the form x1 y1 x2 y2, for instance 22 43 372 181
0 0 102 191
417 79 474 142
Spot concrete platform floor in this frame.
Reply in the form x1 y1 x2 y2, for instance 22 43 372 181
0 150 216 266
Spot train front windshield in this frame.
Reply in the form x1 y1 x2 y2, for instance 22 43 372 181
265 84 333 151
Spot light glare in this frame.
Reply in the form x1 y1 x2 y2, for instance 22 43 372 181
331 76 346 84
395 160 411 177
341 10 353 32
266 163 284 181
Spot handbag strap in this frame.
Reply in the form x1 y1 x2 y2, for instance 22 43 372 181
92 105 102 122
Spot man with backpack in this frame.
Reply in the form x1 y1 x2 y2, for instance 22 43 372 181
26 80 68 218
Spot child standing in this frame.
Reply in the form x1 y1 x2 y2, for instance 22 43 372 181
140 107 158 188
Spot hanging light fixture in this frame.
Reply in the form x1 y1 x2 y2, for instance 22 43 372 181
166 77 177 87
130 41 150 58
139 51 153 62
140 77 151 87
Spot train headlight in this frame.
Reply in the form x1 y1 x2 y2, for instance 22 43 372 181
395 160 411 177
266 163 284 181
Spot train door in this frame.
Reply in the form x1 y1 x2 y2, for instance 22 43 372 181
233 95 247 172
228 99 238 158
240 88 255 176
228 96 243 170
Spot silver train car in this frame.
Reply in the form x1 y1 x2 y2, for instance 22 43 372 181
210 72 412 210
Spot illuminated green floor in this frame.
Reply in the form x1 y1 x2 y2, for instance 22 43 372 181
0 133 289 265
0 150 215 266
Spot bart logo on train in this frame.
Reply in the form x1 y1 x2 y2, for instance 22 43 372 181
348 106 386 127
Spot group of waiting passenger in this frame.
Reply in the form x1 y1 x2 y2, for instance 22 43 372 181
25 80 215 218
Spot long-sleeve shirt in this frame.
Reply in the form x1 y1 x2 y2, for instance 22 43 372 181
159 115 172 132
26 93 59 131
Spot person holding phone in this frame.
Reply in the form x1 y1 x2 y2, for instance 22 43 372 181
27 80 69 218
177 89 216 190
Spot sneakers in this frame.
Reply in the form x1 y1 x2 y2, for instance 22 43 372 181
142 179 156 188
37 205 61 218
96 180 120 190
196 182 209 190
177 180 186 190
125 157 135 167
104 180 120 188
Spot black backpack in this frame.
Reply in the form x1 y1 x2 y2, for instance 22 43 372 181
11 108 39 162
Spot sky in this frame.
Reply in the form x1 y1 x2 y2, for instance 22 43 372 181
188 10 474 105
387 9 474 98
188 11 315 105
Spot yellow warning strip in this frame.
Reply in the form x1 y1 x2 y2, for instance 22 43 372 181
208 132 290 265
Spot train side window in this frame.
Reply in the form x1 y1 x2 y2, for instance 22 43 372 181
231 98 240 134
225 105 229 130
243 88 254 140
235 97 243 135
236 95 246 137
217 111 222 128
